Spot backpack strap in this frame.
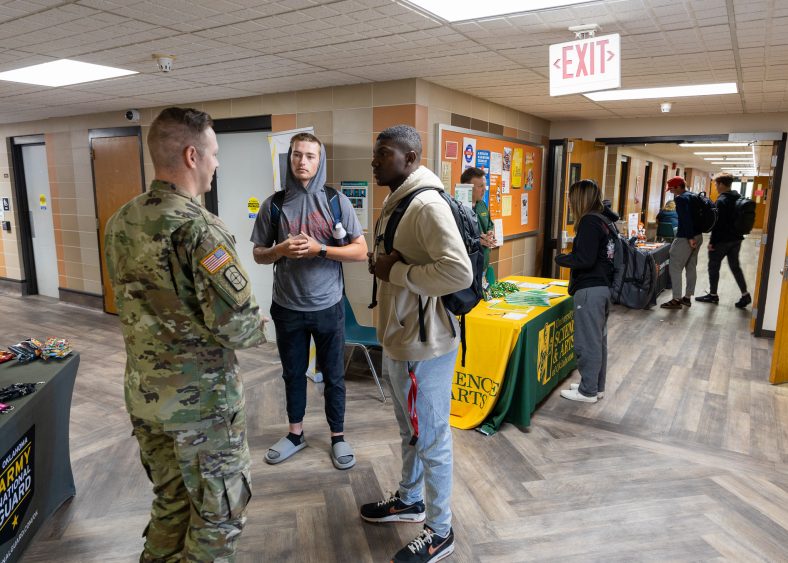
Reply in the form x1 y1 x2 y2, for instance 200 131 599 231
383 187 437 253
268 190 286 246
324 186 345 239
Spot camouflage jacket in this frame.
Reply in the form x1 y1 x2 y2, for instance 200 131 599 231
105 180 265 424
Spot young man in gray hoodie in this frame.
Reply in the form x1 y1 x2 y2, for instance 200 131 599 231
251 132 367 470
360 125 472 563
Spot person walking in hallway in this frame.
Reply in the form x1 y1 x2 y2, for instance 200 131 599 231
555 179 613 403
661 176 703 309
105 107 266 562
360 125 472 563
251 132 367 470
695 173 751 308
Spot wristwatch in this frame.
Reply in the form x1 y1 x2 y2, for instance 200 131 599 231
319 243 327 258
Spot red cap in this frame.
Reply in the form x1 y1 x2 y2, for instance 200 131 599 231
666 176 686 190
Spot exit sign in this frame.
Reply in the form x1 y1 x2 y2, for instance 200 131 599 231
549 33 620 96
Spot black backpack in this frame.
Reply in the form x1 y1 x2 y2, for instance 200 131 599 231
733 196 756 235
591 213 656 309
267 186 345 246
370 187 484 366
689 192 717 234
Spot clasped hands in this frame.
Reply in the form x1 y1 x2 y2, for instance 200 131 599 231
278 232 319 259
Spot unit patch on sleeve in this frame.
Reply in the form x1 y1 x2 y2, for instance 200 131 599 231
223 265 247 291
200 245 232 274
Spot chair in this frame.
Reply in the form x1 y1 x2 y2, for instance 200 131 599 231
344 297 386 402
656 222 676 242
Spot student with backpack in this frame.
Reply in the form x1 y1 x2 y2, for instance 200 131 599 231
360 125 472 563
554 179 614 403
661 176 704 309
695 173 752 308
251 132 368 470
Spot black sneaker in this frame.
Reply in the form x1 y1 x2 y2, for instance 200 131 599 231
695 293 719 304
392 526 455 563
360 491 425 523
735 293 752 309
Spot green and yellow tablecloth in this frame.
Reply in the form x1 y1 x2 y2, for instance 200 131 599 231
449 276 576 435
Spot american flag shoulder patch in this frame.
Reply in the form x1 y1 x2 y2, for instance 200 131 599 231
200 245 232 274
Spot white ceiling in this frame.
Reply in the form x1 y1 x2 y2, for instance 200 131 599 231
0 0 785 124
637 141 774 177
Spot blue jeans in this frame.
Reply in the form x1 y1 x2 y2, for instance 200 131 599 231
383 348 456 537
271 301 345 433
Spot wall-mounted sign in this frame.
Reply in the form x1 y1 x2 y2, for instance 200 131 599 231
39 194 46 210
549 33 620 96
247 197 260 218
340 181 368 231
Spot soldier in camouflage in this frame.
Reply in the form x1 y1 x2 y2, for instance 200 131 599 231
105 107 266 562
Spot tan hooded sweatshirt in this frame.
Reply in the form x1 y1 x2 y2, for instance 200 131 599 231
372 166 473 361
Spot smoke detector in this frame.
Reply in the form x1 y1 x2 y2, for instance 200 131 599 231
153 54 176 72
660 102 672 113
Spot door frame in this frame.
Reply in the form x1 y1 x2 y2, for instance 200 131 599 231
8 135 46 296
88 126 145 311
207 115 272 215
594 133 786 337
543 139 567 276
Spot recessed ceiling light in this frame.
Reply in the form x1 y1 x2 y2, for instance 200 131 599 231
710 162 753 165
679 142 749 148
584 82 737 101
0 59 137 87
694 151 752 155
405 0 594 22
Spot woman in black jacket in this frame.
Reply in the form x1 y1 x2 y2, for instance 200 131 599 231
554 179 613 403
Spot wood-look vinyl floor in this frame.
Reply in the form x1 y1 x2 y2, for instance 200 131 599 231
3 233 786 562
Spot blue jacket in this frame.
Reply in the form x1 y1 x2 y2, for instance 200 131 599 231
674 192 696 238
656 209 678 229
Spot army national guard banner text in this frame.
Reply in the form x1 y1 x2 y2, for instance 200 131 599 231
0 354 79 563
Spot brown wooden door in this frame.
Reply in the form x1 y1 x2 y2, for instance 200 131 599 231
770 241 788 384
92 134 144 313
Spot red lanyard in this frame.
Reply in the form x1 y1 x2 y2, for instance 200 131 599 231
407 364 419 446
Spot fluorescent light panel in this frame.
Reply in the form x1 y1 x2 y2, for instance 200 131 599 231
405 0 593 22
679 142 749 147
703 157 753 161
584 82 737 101
694 151 752 155
0 59 136 87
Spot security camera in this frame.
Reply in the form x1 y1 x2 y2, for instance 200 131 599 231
125 109 140 122
660 102 672 113
153 54 175 72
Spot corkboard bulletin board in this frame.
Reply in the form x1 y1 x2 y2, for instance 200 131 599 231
435 125 543 238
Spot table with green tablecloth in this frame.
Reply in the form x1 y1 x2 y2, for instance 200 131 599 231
450 277 576 436
0 354 79 563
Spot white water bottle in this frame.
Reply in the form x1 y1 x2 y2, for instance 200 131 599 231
332 221 347 241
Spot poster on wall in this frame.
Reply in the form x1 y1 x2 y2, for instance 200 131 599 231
512 148 524 188
521 192 529 225
340 181 369 231
444 140 458 160
475 149 490 182
454 183 473 208
524 153 535 190
503 147 512 171
462 137 476 170
440 161 453 190
490 152 503 175
628 212 639 237
269 126 315 191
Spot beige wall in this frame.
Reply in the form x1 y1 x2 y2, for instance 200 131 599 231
551 113 788 333
0 79 549 323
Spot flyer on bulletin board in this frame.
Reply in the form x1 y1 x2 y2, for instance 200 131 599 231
512 147 523 188
462 137 476 170
521 192 529 225
476 150 490 182
502 195 512 216
524 152 535 190
490 151 503 175
440 161 452 190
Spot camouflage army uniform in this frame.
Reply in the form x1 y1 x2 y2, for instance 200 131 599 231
105 180 265 562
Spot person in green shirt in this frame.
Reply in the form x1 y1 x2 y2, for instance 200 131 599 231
461 167 496 273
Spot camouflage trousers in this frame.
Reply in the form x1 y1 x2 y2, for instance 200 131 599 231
130 409 252 563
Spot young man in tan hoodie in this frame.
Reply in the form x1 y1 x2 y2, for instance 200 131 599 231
359 125 472 563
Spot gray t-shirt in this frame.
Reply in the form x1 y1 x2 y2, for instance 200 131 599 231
250 186 363 311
